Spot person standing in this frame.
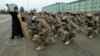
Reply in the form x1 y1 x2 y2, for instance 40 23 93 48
6 4 24 39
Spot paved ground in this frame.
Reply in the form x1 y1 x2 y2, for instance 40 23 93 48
0 14 100 56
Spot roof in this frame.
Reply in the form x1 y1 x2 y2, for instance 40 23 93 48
43 2 66 8
42 0 86 9
66 0 86 4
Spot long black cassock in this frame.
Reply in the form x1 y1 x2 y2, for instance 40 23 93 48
9 12 24 37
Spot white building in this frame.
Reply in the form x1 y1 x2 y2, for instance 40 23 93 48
42 0 100 13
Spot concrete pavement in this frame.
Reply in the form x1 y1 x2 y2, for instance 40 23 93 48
0 14 100 56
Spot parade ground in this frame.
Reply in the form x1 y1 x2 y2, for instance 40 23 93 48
0 14 100 56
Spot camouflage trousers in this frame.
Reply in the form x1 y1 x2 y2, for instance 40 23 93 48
58 28 70 42
87 27 97 37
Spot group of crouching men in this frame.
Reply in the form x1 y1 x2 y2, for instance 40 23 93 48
24 12 100 51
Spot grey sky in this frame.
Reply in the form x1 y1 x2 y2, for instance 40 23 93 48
0 0 77 11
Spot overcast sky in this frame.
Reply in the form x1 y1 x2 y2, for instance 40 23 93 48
0 0 77 11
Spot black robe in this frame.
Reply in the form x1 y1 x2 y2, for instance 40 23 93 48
9 12 24 37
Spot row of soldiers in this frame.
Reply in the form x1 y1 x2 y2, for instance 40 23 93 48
24 12 100 51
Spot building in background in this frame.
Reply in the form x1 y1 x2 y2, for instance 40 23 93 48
42 0 100 13
42 2 66 13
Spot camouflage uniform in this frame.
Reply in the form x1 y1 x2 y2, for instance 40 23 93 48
86 14 97 38
96 16 100 34
32 18 52 50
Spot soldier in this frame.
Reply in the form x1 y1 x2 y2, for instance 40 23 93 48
27 13 37 37
69 13 80 33
97 16 100 34
59 15 70 45
47 14 62 43
32 17 56 50
85 13 97 38
94 15 100 34
32 18 45 51
61 12 80 45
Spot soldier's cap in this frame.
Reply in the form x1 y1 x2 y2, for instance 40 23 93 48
32 16 37 20
86 13 93 17
62 16 68 20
